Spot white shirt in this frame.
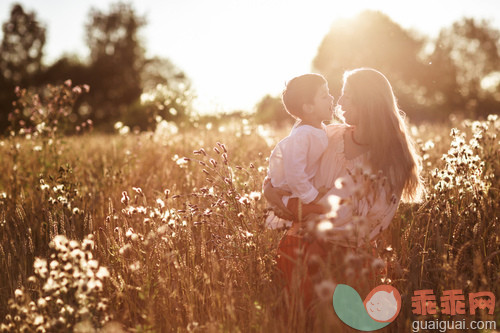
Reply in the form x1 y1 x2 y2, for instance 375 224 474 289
268 124 328 205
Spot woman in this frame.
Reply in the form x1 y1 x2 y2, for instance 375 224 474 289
264 68 424 314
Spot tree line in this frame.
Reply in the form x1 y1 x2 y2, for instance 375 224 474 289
1 5 499 134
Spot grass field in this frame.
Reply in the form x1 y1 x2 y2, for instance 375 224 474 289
0 111 499 332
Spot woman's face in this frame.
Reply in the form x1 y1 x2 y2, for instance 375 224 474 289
337 82 358 125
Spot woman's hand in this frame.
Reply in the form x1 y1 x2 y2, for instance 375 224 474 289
262 179 294 220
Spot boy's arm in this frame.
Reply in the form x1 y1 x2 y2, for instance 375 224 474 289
262 179 294 220
311 186 330 203
282 132 319 204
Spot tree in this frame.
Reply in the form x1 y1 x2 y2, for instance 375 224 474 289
253 94 292 128
312 11 427 117
85 2 146 127
0 3 46 133
130 56 194 129
426 18 500 116
0 3 46 85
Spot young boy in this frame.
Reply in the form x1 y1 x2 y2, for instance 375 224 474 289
266 73 334 229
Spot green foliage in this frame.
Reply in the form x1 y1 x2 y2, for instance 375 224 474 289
0 3 46 133
0 3 46 85
426 18 500 117
84 2 146 126
0 2 194 134
253 94 294 128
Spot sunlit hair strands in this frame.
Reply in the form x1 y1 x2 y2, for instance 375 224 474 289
342 68 424 202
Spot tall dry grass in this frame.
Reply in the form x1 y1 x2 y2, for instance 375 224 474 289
0 85 498 332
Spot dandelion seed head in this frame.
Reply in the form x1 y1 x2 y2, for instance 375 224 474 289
238 196 250 205
314 279 337 300
156 198 165 208
371 258 386 270
14 289 23 299
132 187 143 195
249 191 261 201
96 266 109 279
69 240 79 249
129 261 141 271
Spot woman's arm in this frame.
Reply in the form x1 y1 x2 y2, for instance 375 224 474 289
262 178 294 220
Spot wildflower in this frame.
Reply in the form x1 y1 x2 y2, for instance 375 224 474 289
51 235 69 251
136 206 147 214
33 315 44 326
53 184 64 193
156 198 165 209
97 302 107 312
43 277 58 292
325 194 341 219
129 261 141 271
119 126 130 135
82 238 94 251
121 191 130 206
37 298 47 308
217 141 228 153
241 230 253 238
249 191 261 201
132 187 143 196
87 260 99 270
119 244 133 256
14 289 23 300
238 196 250 205
50 260 59 270
371 258 386 270
317 220 334 233
486 114 497 123
314 279 337 300
57 196 68 205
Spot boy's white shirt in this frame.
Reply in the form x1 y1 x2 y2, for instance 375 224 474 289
266 124 328 229
267 123 328 204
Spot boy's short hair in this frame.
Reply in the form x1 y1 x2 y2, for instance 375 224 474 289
282 73 327 119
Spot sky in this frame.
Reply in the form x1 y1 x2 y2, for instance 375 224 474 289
1 0 500 114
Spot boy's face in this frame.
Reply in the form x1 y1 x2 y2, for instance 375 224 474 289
309 83 334 121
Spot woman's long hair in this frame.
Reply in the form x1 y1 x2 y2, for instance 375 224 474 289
343 68 424 202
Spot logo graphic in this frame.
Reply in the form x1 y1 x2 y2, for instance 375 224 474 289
333 284 402 331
